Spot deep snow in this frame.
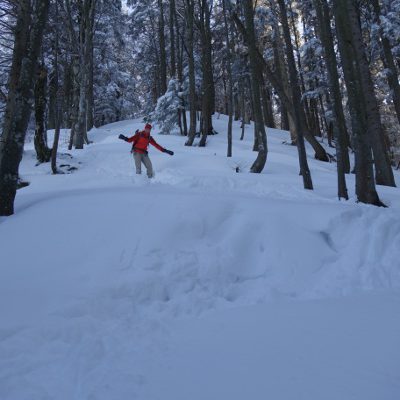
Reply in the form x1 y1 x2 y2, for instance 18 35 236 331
1 116 400 399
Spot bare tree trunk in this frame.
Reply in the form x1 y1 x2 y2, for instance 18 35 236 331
48 63 57 130
34 63 51 163
222 0 233 157
333 0 386 205
62 60 73 128
289 5 312 134
272 17 295 141
261 86 274 128
371 0 400 126
68 56 79 150
243 0 267 172
280 101 290 131
0 0 50 216
198 0 214 147
185 0 197 146
337 0 395 188
175 8 187 136
51 2 61 175
86 16 94 131
239 80 246 140
277 0 313 189
313 0 349 200
350 3 394 187
234 92 240 121
158 0 167 94
169 0 176 77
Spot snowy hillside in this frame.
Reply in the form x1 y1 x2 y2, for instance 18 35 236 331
1 116 400 399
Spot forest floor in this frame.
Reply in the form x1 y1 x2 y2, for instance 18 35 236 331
1 116 400 399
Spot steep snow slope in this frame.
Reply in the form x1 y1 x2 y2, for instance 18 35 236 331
1 117 399 399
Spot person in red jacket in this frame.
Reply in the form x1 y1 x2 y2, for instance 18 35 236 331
119 123 174 178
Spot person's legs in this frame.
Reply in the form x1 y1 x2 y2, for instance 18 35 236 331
133 152 142 174
142 154 154 178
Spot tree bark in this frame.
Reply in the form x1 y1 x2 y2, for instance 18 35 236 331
222 0 233 157
51 2 61 175
371 0 400 127
158 0 167 94
34 63 51 163
0 0 50 216
198 0 214 146
261 82 275 128
86 11 95 131
336 0 395 188
185 0 197 146
243 0 267 172
333 0 386 205
313 0 349 200
277 0 313 189
169 0 176 77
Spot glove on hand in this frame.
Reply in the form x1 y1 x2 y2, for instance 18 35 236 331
118 134 128 141
164 149 174 156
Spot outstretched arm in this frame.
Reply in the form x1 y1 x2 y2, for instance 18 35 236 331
149 136 165 152
149 136 174 155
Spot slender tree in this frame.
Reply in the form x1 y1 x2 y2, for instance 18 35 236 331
34 63 51 163
277 0 313 189
333 0 388 205
242 0 267 172
313 0 349 199
222 0 233 157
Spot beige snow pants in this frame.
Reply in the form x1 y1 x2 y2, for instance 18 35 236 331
133 151 154 178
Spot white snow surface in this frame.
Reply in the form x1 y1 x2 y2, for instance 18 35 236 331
1 116 400 399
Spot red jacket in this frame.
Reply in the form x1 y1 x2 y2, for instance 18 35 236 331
127 131 164 154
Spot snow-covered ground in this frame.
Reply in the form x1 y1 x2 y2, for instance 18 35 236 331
1 116 400 399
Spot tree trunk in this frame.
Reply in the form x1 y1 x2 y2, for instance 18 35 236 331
239 80 246 140
51 2 61 175
73 63 86 149
198 0 214 147
86 16 94 131
34 64 51 163
234 92 240 121
158 0 167 94
336 0 395 188
349 3 395 187
68 56 80 150
371 0 400 126
169 0 176 77
333 0 386 205
313 0 349 199
0 0 50 216
277 0 313 189
185 0 197 146
261 81 275 128
222 0 233 157
48 62 57 130
243 0 267 172
280 101 290 132
272 19 294 139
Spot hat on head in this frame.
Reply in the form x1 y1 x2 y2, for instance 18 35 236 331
145 123 152 131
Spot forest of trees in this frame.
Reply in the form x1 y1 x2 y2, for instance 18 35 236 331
0 0 400 215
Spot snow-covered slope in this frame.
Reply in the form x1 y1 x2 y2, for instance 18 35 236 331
1 116 400 399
